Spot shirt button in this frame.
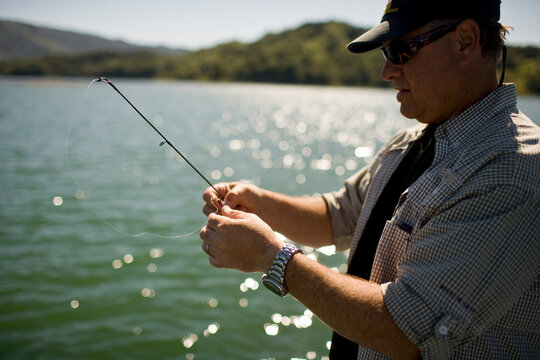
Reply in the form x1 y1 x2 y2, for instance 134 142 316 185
438 325 449 336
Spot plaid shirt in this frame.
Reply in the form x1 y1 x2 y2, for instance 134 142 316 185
323 84 540 359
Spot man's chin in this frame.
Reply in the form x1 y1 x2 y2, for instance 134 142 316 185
398 104 419 121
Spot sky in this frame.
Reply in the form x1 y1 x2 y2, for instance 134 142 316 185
1 0 539 50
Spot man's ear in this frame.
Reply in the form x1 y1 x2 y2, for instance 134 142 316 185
454 19 482 64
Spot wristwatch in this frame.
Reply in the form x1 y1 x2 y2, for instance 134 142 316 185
262 243 302 297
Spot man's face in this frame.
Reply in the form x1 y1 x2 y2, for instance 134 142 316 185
381 23 461 124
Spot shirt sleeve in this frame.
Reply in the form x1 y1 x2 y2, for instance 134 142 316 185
382 184 540 359
321 165 370 251
321 127 422 251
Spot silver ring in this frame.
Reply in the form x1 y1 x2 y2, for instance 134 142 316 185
205 243 211 256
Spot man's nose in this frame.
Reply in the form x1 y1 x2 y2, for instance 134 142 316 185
381 58 403 82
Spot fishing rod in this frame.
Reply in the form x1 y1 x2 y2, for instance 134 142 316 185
95 77 224 201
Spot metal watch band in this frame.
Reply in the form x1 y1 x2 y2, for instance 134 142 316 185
262 243 302 297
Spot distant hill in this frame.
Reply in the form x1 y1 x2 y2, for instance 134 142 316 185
164 22 387 87
0 21 388 87
1 20 539 94
0 20 188 61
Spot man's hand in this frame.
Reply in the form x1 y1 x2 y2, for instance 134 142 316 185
200 205 283 273
202 182 263 216
202 182 333 248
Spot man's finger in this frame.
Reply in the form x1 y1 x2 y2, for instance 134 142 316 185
220 205 248 220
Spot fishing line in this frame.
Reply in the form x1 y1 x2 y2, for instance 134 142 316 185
64 78 222 239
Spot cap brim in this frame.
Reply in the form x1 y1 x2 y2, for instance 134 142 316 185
347 19 426 53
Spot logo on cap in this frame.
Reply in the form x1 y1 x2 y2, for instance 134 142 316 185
384 0 398 15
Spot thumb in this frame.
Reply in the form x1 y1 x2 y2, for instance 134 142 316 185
220 205 247 220
224 190 241 208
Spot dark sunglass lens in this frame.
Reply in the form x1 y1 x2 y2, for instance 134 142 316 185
392 41 414 64
383 44 403 65
381 48 392 63
381 47 396 64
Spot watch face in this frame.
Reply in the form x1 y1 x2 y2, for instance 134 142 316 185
262 276 286 297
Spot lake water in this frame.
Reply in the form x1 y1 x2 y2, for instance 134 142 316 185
1 76 539 360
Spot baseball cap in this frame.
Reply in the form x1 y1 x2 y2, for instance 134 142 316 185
348 0 501 53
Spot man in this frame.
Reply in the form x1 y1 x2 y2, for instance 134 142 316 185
200 0 540 358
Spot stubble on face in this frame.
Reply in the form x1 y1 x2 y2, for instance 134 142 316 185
384 24 462 124
398 43 460 123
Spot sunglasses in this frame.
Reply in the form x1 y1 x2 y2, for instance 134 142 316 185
381 22 460 65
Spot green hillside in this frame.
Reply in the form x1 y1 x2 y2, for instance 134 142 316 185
0 20 187 61
0 22 389 88
162 22 386 87
1 21 539 94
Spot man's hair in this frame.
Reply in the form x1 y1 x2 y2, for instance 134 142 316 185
432 19 511 60
476 19 511 59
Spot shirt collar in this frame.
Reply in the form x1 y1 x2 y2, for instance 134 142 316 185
434 84 518 160
385 84 518 155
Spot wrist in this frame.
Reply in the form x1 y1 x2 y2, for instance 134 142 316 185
255 187 273 216
262 243 302 297
262 244 282 273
